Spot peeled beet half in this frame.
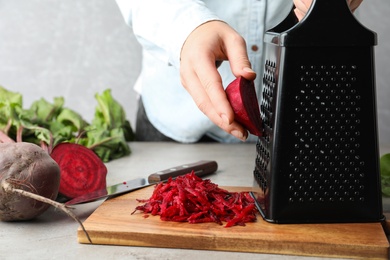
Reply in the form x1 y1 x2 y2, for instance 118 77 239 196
225 76 263 136
50 143 107 199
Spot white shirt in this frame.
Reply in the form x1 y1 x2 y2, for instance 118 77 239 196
115 0 293 143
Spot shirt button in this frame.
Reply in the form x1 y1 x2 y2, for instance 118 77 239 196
251 45 259 52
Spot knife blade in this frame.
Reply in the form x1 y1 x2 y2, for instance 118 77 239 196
65 160 218 205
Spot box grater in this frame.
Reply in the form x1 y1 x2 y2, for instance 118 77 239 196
251 0 384 223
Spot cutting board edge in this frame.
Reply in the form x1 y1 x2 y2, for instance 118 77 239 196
77 228 389 259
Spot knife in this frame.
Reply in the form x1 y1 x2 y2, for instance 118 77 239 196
65 160 218 205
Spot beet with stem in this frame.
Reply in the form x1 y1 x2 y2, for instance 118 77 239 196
0 142 60 221
50 143 107 199
225 76 263 137
0 141 92 242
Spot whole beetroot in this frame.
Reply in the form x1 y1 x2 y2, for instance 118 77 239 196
0 141 92 242
0 142 60 221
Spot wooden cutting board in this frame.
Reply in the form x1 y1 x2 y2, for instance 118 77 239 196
78 186 389 259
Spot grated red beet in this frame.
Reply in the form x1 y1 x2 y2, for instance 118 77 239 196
132 171 257 227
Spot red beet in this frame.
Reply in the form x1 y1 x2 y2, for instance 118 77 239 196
0 142 60 221
0 138 92 241
50 143 107 199
225 76 263 136
133 172 257 227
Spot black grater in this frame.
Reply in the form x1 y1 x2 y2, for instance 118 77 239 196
251 0 384 223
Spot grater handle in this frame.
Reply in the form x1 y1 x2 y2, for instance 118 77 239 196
284 0 376 46
303 0 352 20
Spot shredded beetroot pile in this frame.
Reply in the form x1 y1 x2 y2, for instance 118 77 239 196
132 171 257 227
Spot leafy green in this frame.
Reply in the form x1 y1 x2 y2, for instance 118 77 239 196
81 89 134 161
380 153 390 196
29 97 64 123
0 88 24 140
0 87 22 105
0 86 134 162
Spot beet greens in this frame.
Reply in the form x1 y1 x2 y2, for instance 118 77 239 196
0 86 134 162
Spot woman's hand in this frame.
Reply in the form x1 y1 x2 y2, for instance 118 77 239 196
180 21 256 141
293 0 363 20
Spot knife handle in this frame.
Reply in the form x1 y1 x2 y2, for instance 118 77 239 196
147 160 218 183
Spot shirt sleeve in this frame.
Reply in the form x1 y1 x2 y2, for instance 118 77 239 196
115 0 221 68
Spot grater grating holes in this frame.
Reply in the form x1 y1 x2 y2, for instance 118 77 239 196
254 59 276 191
255 137 270 191
287 64 366 204
261 60 276 130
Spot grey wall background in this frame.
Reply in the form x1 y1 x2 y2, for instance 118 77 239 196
0 0 141 126
0 0 389 144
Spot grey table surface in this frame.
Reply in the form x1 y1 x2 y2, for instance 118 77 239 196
1 142 389 260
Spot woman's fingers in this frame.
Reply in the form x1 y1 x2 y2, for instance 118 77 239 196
180 21 251 140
